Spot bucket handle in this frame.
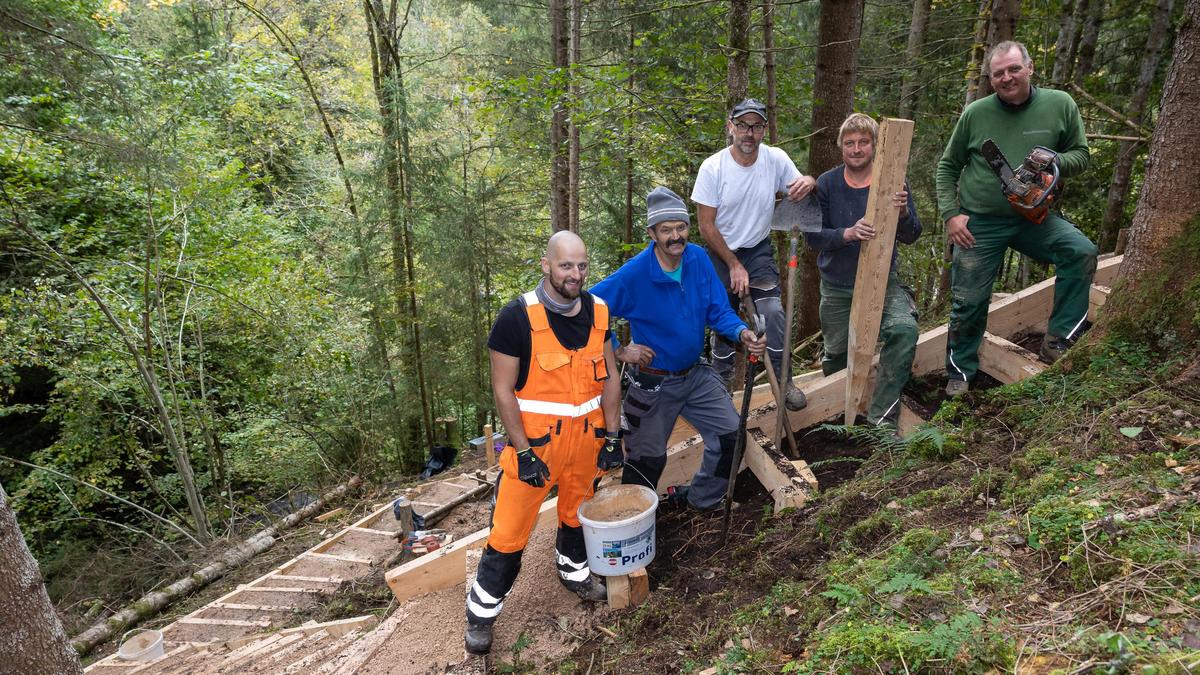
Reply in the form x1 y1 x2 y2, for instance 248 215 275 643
120 628 158 645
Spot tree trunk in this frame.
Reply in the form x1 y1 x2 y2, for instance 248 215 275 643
366 0 434 460
624 18 635 263
1075 0 1105 78
1098 0 1175 251
963 0 990 105
801 0 864 338
726 0 751 109
898 0 931 118
567 0 581 233
764 0 777 143
972 0 1021 99
549 0 570 231
1119 0 1199 279
1051 0 1088 84
0 483 82 674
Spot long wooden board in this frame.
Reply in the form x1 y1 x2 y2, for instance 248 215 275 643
845 118 915 423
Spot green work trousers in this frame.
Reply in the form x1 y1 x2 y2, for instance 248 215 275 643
820 275 919 426
946 212 1098 382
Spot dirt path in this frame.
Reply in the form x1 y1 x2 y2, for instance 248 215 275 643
359 514 614 673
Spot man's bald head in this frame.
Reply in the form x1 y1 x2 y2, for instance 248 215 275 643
545 230 586 261
541 230 589 303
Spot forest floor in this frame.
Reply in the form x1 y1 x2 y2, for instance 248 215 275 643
566 338 1200 673
66 334 1200 674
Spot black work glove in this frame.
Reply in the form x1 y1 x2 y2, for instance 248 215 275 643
597 431 624 471
515 447 550 488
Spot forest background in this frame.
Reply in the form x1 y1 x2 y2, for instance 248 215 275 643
0 0 1186 635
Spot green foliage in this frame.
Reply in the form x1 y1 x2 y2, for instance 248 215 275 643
495 632 534 674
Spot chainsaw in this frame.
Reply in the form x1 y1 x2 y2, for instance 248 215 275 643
981 139 1061 224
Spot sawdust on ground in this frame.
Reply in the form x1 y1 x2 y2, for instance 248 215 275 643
356 514 614 674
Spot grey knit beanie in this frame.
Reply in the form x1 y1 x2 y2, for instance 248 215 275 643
646 186 689 228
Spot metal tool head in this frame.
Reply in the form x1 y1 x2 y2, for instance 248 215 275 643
769 194 823 233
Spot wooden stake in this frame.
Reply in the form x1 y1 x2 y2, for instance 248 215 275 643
845 118 915 424
628 568 650 606
483 424 496 467
606 574 631 609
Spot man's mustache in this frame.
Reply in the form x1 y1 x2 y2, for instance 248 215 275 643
667 239 686 247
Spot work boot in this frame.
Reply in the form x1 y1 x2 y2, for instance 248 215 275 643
662 485 725 513
562 574 607 602
945 379 969 398
661 484 691 511
784 382 808 411
464 621 493 655
1039 334 1073 364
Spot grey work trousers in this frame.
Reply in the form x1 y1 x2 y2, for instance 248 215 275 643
707 237 789 387
619 364 739 509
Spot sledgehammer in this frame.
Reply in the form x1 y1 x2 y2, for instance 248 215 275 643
722 312 764 540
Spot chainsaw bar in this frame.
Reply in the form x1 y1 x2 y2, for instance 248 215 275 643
981 138 1018 190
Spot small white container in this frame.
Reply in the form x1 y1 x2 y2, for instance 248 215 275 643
118 629 164 662
577 485 658 577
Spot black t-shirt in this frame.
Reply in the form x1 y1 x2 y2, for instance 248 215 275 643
488 292 610 391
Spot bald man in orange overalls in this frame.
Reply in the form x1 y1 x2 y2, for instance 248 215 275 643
464 231 623 655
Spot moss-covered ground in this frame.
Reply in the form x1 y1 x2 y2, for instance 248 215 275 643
573 336 1200 674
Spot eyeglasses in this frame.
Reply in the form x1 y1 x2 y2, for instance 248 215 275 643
732 121 767 134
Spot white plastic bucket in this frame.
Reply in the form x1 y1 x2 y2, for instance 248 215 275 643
577 484 658 577
118 629 164 662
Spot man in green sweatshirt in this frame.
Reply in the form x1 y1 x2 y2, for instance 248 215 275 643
936 40 1098 396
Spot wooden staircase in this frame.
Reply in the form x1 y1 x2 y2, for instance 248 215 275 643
84 468 498 673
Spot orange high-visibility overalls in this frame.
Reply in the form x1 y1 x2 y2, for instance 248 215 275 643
487 291 610 553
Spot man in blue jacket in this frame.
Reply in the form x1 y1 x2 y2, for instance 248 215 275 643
591 187 766 510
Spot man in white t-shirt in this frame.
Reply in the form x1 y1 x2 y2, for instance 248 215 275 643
691 98 816 410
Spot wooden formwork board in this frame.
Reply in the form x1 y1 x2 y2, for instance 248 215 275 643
385 498 556 604
756 256 1125 439
977 332 1045 384
744 431 817 511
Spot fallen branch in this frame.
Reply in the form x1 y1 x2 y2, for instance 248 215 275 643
1083 477 1199 532
68 475 362 657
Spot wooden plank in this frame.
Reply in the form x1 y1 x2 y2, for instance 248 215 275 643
755 257 1126 438
278 614 378 639
789 460 819 490
127 644 197 674
350 526 399 537
314 507 345 523
303 551 373 565
978 332 1046 384
233 586 323 594
1090 284 1111 316
384 497 558 604
209 602 297 613
987 255 1122 338
665 369 823 448
267 574 343 585
628 568 650 607
484 424 496 467
897 405 925 437
740 436 815 511
606 574 631 610
177 617 271 628
845 118 915 424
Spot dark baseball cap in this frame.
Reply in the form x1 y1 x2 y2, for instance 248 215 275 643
729 98 768 120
